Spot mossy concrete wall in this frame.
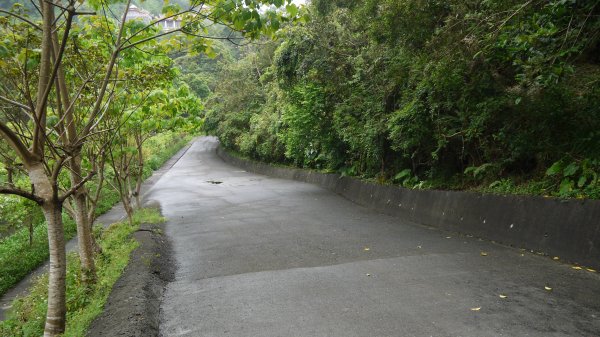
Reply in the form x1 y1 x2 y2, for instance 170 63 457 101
217 146 600 270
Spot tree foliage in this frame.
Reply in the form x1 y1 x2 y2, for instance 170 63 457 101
207 0 600 198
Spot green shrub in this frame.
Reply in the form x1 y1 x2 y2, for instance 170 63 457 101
207 0 600 199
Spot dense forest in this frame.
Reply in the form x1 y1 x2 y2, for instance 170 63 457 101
206 0 600 199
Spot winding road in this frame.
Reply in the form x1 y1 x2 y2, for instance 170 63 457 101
146 137 600 337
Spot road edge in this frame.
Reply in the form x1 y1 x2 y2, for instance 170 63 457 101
86 215 175 337
216 145 600 270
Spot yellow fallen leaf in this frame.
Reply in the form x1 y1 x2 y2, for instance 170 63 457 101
552 256 559 260
471 307 481 311
499 294 507 299
572 266 582 270
480 252 488 256
544 286 552 291
363 247 370 251
586 268 597 273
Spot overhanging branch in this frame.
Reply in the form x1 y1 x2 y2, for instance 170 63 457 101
0 185 44 204
0 9 42 30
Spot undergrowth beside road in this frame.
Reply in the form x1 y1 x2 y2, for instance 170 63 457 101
0 208 165 337
206 0 600 201
0 218 77 299
0 132 189 297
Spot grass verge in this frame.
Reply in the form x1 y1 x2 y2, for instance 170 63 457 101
0 132 190 297
0 208 165 337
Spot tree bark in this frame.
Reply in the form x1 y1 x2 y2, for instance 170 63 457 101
41 201 66 337
70 155 96 283
124 174 135 225
28 216 33 246
30 1 68 334
28 162 66 337
134 134 144 209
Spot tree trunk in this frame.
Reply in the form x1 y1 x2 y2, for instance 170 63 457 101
28 216 33 246
134 134 144 209
70 155 97 283
41 201 66 337
87 155 105 254
49 12 98 282
123 174 135 225
28 163 66 337
122 193 134 226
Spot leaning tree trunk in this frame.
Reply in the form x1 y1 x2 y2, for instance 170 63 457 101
29 163 66 336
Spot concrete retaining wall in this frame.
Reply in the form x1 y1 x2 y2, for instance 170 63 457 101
217 147 600 269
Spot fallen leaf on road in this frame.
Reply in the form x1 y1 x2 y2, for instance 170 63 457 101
363 247 370 251
480 252 488 256
499 294 507 299
544 286 552 291
552 256 559 260
417 245 422 249
587 268 597 273
572 266 582 270
471 307 481 311
366 273 371 277
446 236 452 239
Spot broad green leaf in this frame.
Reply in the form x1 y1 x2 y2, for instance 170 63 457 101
577 176 587 188
546 161 563 176
563 162 579 177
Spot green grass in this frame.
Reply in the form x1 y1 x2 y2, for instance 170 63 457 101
0 217 77 297
0 208 165 337
0 132 190 298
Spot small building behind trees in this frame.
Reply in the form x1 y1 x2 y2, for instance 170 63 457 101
125 4 181 31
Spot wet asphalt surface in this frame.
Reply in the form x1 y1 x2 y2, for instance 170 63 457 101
147 137 600 337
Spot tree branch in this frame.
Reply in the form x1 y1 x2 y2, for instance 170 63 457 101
0 9 42 30
0 120 34 164
59 170 95 202
0 185 44 204
0 94 33 112
119 28 183 51
37 5 74 130
81 0 132 138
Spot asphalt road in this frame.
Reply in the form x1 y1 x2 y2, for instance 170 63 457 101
148 137 600 337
